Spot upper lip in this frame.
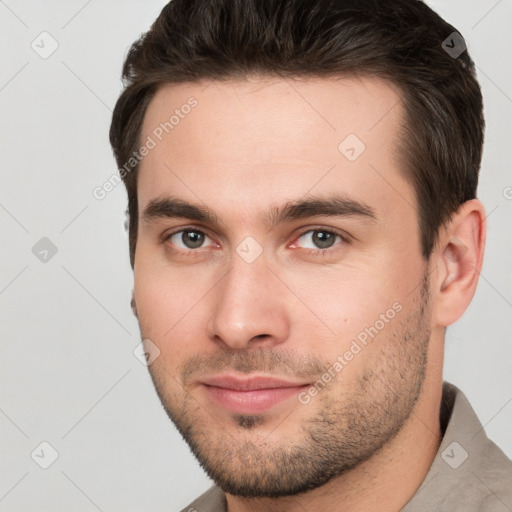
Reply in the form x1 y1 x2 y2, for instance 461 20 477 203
201 374 309 391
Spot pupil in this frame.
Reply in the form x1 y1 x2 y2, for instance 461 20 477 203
182 230 204 248
313 231 334 249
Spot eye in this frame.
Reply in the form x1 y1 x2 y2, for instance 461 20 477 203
165 229 214 250
294 229 345 250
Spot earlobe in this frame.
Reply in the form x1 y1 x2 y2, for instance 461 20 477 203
131 293 138 318
434 199 486 326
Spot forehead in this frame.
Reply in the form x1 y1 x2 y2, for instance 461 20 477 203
137 76 411 224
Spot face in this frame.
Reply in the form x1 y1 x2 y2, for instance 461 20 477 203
133 76 433 497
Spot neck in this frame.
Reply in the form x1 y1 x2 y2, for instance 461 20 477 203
226 368 443 512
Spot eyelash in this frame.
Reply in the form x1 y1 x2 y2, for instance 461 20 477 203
162 226 349 256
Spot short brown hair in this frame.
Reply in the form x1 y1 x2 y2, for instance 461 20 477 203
110 0 484 269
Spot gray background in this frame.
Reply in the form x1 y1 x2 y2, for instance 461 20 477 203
0 0 511 510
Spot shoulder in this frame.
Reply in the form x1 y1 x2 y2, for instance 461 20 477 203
402 382 512 511
180 484 226 512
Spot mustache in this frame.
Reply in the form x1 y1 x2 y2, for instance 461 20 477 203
181 347 330 385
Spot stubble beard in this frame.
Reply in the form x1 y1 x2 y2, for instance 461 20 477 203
144 275 432 498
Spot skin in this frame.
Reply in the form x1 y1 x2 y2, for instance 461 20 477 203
132 76 486 512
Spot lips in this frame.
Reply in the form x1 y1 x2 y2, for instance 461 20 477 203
202 374 308 390
200 374 310 414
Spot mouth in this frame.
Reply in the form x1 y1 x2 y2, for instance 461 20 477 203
199 374 310 414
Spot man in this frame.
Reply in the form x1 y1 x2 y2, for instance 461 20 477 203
109 0 512 510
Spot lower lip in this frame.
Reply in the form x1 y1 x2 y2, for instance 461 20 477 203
202 384 309 414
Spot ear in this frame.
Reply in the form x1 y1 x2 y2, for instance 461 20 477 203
131 291 138 318
431 199 486 327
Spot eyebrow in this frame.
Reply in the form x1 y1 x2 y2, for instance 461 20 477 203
141 196 219 226
141 194 377 228
264 195 377 226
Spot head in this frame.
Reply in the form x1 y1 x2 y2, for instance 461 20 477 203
110 0 486 499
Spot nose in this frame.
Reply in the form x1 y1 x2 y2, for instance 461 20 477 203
205 256 290 350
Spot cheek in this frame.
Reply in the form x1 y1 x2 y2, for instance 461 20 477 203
283 267 413 389
282 265 400 347
133 257 216 365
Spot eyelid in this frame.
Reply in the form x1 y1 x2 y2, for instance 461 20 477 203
289 227 350 251
161 224 350 253
162 226 218 249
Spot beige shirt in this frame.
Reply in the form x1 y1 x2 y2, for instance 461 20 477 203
181 381 512 511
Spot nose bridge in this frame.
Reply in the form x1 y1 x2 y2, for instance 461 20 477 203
206 250 289 349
